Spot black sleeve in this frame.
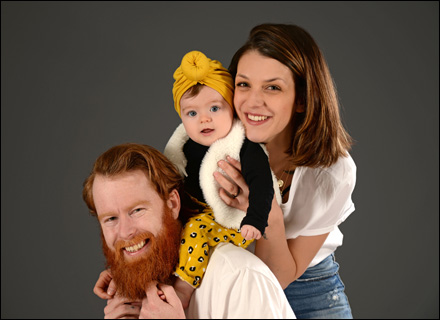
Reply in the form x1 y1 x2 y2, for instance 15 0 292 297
239 139 274 234
183 139 209 203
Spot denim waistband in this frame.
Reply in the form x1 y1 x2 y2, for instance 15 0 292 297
296 253 339 282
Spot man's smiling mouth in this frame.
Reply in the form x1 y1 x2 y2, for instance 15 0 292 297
124 239 148 253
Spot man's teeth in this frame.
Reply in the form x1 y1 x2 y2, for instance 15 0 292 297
248 114 268 121
125 240 146 253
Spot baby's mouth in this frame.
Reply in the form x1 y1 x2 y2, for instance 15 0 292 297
201 128 214 134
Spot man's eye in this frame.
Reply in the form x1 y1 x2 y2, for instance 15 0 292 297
104 217 117 223
188 111 197 117
131 208 145 216
210 106 220 112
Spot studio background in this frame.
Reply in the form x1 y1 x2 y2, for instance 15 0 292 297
1 1 438 319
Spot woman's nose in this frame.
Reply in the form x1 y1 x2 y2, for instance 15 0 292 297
245 89 264 107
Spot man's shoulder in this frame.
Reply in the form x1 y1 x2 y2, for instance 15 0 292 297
186 243 296 318
208 243 268 273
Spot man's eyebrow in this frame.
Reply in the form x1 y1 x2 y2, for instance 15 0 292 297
97 212 115 222
97 201 150 221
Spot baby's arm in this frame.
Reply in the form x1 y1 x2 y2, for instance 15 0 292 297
239 140 275 237
240 224 262 241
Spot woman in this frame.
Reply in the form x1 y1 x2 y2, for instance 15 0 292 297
214 23 356 319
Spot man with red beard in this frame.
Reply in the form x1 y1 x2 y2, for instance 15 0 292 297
83 143 295 319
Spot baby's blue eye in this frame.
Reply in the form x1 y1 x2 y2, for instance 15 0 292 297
210 106 220 112
188 111 197 117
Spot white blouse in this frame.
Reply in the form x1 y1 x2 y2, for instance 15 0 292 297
281 154 357 267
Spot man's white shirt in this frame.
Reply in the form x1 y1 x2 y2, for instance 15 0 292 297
186 243 296 319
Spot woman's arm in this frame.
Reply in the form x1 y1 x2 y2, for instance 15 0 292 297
255 200 329 288
215 157 329 289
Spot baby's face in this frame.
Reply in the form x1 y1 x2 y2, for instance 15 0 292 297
180 86 234 146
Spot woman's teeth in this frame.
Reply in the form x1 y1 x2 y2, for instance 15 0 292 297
248 114 268 121
125 240 146 253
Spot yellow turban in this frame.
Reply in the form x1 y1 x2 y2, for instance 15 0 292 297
172 51 234 117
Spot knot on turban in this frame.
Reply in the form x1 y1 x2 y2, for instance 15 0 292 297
172 51 234 117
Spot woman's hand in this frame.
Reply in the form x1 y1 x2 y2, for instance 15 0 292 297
94 269 117 300
214 156 249 212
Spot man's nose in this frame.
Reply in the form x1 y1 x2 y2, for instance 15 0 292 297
118 215 136 240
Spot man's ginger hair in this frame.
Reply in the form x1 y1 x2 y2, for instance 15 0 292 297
82 143 183 217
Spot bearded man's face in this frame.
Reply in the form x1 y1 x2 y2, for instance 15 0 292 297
93 170 182 300
101 208 181 300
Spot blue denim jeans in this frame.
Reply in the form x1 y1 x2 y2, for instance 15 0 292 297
284 254 353 319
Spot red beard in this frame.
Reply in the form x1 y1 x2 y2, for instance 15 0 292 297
102 208 182 300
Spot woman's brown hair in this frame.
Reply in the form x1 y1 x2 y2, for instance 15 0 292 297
82 143 183 217
229 23 353 168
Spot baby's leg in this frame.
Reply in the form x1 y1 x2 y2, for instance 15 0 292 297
174 211 255 307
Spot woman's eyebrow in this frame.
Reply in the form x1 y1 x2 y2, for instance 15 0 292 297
236 73 286 83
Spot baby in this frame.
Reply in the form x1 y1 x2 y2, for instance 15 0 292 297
164 51 281 308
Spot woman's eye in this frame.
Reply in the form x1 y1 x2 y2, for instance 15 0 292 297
188 111 197 117
236 82 249 88
267 85 281 91
210 106 220 112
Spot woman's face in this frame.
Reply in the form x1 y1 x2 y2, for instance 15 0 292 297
234 50 299 145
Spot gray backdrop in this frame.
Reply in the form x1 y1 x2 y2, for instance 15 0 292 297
1 1 438 319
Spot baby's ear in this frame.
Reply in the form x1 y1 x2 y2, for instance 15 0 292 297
167 189 181 220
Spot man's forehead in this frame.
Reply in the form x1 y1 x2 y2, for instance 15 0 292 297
93 170 161 214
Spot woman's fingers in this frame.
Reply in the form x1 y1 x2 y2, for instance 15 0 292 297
217 158 247 193
225 156 242 171
215 157 250 212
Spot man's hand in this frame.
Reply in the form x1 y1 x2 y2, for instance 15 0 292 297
139 282 186 319
104 295 141 319
94 269 117 299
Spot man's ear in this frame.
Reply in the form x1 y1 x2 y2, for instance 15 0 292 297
166 189 180 220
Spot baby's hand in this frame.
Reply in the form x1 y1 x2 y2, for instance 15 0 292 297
240 225 262 240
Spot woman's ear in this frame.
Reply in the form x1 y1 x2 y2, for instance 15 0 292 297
167 189 181 220
295 101 305 113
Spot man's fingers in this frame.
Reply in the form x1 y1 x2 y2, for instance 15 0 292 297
144 281 162 303
157 283 183 307
94 269 114 299
104 297 141 319
107 279 117 296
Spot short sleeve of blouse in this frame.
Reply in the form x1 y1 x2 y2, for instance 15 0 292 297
282 155 357 239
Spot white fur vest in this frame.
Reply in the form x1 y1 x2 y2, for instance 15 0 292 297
164 119 281 230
